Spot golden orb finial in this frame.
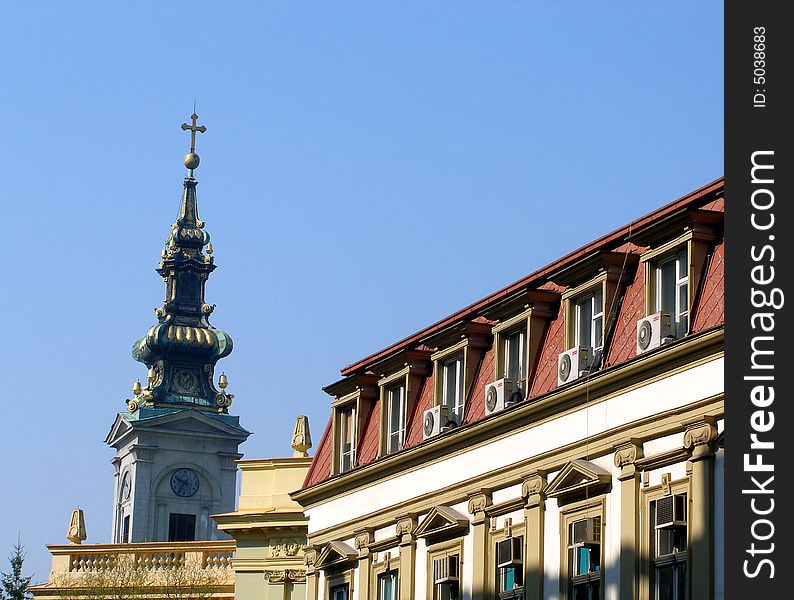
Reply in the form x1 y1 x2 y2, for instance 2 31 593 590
132 379 142 396
218 372 228 390
184 152 200 170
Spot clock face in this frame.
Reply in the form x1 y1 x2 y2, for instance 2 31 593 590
121 472 131 501
170 468 200 497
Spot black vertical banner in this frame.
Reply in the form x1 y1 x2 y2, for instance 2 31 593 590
725 3 793 598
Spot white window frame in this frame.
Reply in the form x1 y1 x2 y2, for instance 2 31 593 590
377 570 399 600
503 328 527 391
386 383 407 454
651 495 688 600
330 583 350 600
574 290 604 351
338 406 356 473
442 354 465 423
655 250 689 336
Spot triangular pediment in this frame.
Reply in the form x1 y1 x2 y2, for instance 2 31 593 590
415 506 469 540
316 540 357 569
545 459 612 499
105 413 135 446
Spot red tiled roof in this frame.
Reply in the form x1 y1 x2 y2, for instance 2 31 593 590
693 237 725 332
340 178 724 377
301 178 725 489
303 418 333 487
604 262 647 367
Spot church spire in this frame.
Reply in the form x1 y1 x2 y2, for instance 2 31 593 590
129 113 234 415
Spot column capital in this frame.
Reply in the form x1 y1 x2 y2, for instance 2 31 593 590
355 529 374 558
614 440 644 480
683 417 718 460
467 491 492 524
521 473 547 508
304 546 318 573
396 516 418 546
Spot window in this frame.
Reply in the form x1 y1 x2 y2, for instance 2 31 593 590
386 383 407 454
330 584 349 600
651 495 687 600
433 554 460 600
168 513 196 542
122 515 130 543
567 517 601 600
496 536 524 597
338 406 356 473
442 355 464 423
574 290 604 351
378 571 399 600
503 329 527 393
655 249 688 336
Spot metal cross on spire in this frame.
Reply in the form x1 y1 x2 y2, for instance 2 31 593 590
181 112 206 173
181 113 206 153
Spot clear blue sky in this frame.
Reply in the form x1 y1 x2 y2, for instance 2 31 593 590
0 1 722 581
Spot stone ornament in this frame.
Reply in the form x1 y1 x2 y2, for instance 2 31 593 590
303 547 317 568
355 530 374 551
521 473 547 499
66 508 87 544
271 539 302 557
683 420 718 449
467 492 491 516
264 568 307 583
395 516 417 544
291 415 313 457
614 442 644 468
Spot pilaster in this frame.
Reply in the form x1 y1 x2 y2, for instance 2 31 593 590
396 516 417 600
355 530 374 600
684 418 717 600
304 547 318 600
521 473 547 600
467 491 492 600
614 440 644 600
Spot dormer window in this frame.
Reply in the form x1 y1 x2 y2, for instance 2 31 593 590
655 249 689 337
574 289 604 352
442 354 465 423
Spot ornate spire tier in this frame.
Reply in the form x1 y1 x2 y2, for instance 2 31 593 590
129 113 234 414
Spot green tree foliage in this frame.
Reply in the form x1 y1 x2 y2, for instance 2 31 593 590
1 538 33 600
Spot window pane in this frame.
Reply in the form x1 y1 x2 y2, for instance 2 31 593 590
656 565 674 600
444 357 464 421
577 298 593 347
678 282 688 322
388 386 404 453
506 330 525 384
659 260 676 314
594 315 603 349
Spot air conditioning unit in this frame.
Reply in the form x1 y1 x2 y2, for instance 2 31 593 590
484 379 520 416
557 346 591 386
496 537 522 568
655 494 687 529
571 517 601 546
423 405 454 440
636 312 674 354
433 555 459 584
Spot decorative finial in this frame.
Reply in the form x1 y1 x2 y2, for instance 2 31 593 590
132 379 142 396
180 112 206 173
218 372 228 389
67 508 87 544
291 415 312 458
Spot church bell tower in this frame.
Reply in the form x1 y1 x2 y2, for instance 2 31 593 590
106 113 250 543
